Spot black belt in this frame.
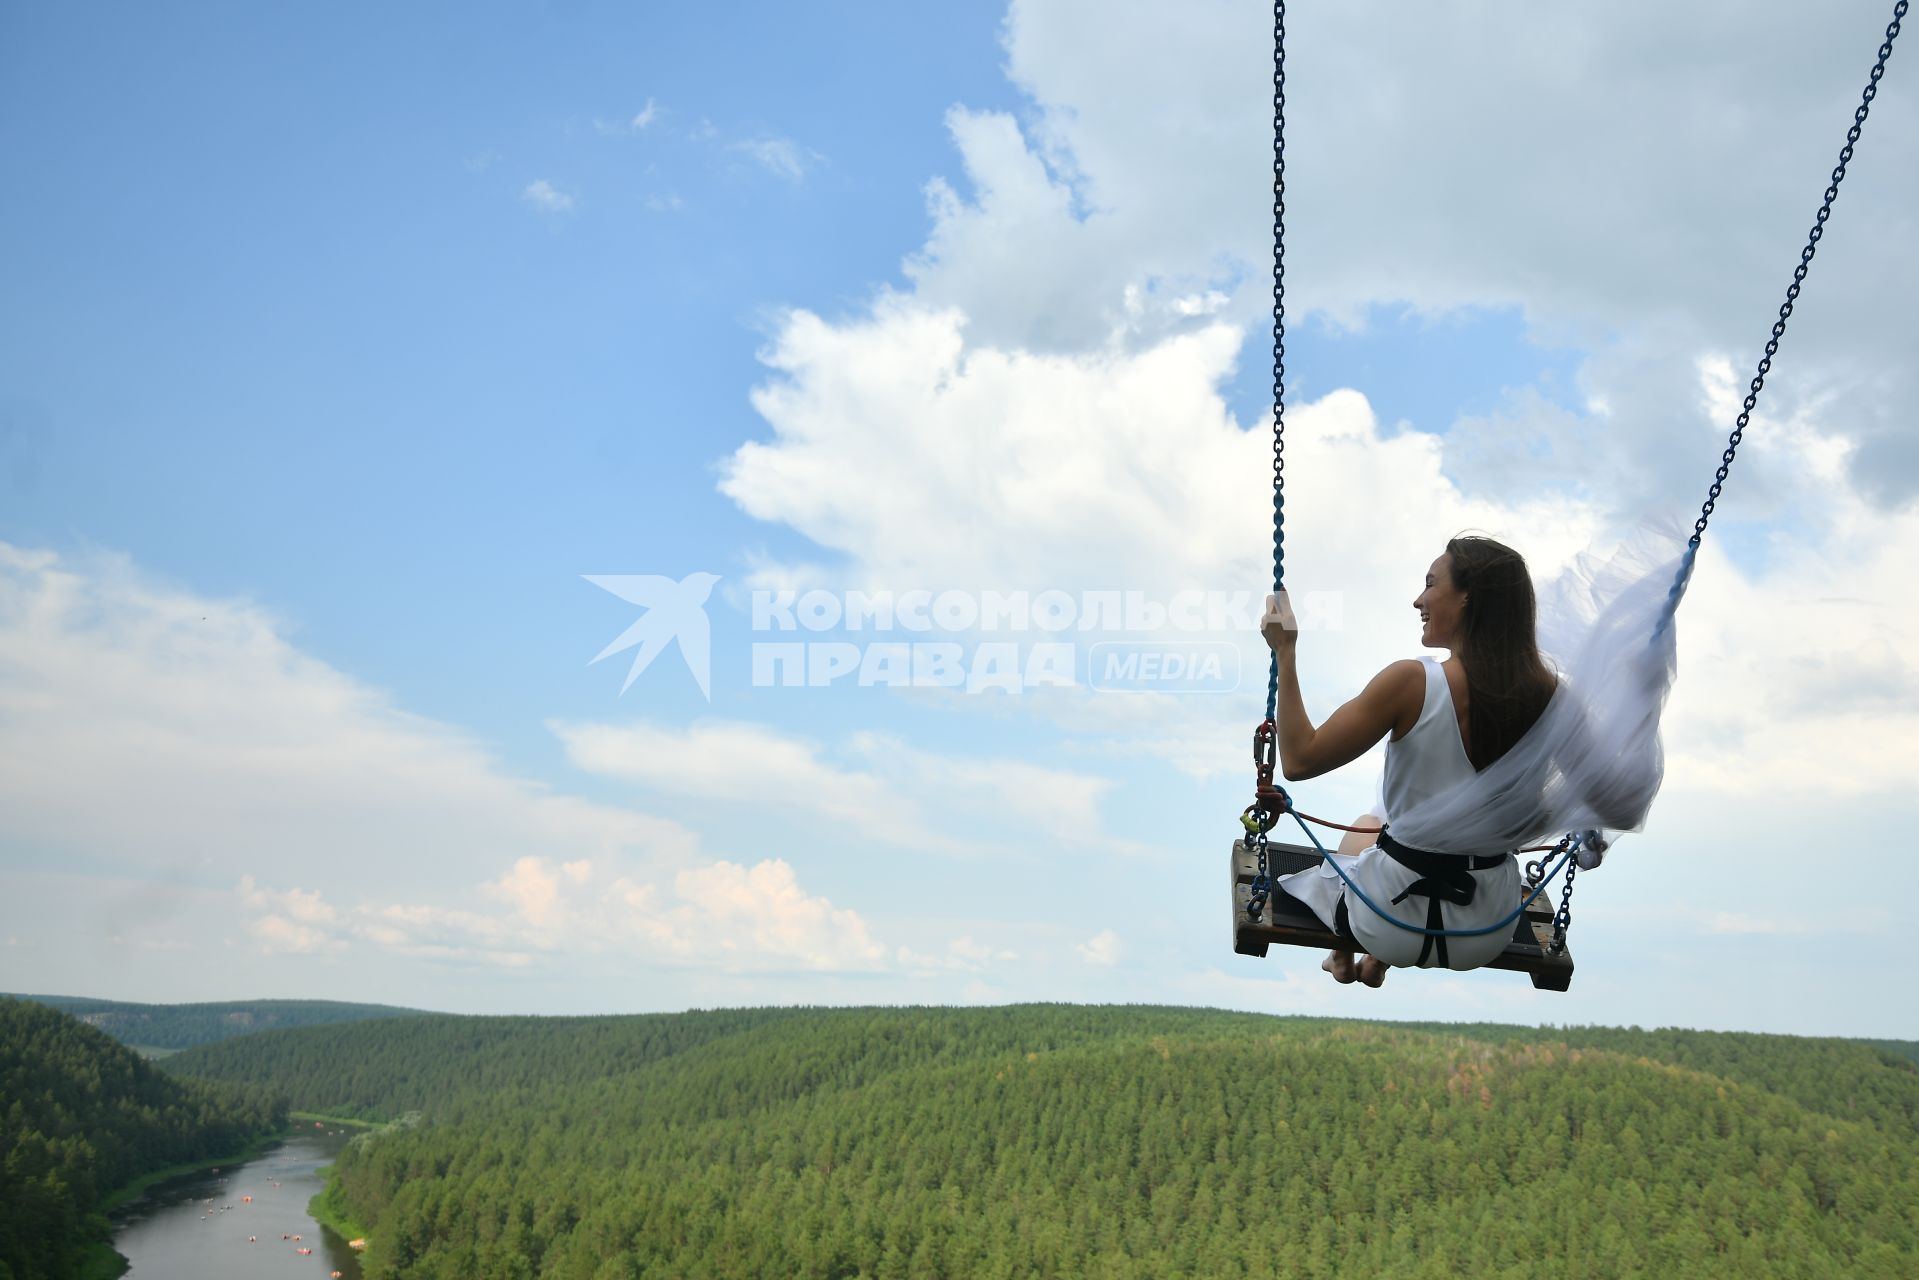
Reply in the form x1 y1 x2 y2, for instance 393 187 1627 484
1376 830 1509 969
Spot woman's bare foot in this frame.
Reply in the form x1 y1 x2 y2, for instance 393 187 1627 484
1321 950 1358 983
1357 956 1388 988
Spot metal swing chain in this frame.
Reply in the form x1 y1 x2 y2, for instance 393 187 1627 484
1246 0 1288 923
1244 727 1280 921
1687 0 1906 552
1245 820 1274 922
1246 836 1272 922
1522 835 1570 894
1551 859 1577 958
1243 0 1289 921
1523 832 1581 957
1269 0 1287 640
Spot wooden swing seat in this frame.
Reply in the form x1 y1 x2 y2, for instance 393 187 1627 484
1231 839 1575 991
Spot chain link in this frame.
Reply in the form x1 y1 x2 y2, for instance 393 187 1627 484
1520 833 1579 956
1243 721 1281 921
1688 0 1906 550
1247 828 1272 923
1272 0 1286 587
1550 858 1578 958
1263 0 1287 723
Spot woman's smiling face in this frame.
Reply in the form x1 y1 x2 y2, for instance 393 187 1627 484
1413 552 1466 650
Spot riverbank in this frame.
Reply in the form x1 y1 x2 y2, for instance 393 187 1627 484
73 1240 129 1280
297 1113 376 1246
290 1109 382 1130
97 1128 286 1214
307 1173 373 1248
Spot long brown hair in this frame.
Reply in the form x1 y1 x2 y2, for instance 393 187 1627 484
1446 535 1556 770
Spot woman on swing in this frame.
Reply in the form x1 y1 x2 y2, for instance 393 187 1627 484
1260 535 1557 987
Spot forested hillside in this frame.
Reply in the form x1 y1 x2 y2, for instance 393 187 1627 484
0 998 287 1280
8 993 422 1052
1860 1037 1919 1067
169 1006 1919 1279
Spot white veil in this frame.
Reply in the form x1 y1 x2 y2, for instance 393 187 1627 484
1386 524 1694 858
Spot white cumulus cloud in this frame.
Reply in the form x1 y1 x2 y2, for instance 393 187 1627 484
0 544 905 983
709 0 1919 806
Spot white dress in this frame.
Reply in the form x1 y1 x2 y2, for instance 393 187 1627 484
1276 656 1522 970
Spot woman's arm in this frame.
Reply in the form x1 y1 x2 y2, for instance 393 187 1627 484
1262 591 1423 782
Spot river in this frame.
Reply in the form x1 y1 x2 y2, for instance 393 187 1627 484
109 1127 366 1280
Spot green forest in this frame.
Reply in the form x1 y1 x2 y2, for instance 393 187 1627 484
0 998 287 1280
166 1006 1919 1279
5 994 420 1053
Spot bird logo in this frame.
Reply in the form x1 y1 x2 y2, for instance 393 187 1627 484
584 572 721 699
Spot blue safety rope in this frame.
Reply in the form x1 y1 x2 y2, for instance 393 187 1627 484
1284 811 1581 942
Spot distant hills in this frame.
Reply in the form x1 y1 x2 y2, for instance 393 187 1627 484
166 1005 1919 1278
5 994 424 1053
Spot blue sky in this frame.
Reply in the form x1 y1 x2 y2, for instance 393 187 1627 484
4 1 1917 1038
2 0 1018 746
